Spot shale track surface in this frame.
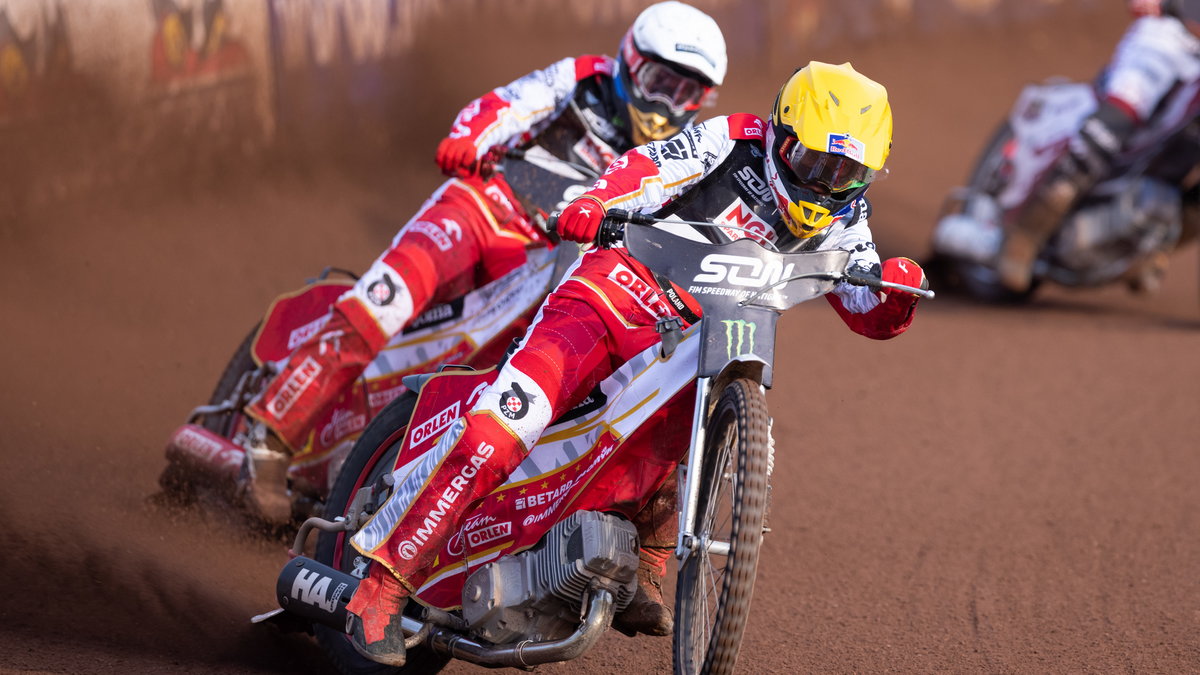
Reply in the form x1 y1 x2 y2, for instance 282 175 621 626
3 4 1198 673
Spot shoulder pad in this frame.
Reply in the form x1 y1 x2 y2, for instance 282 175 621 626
574 55 616 80
727 113 766 142
854 196 871 223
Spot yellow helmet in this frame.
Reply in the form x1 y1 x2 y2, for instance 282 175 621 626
765 61 892 245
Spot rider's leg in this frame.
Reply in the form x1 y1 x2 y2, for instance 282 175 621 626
241 184 496 523
614 478 678 637
996 100 1135 293
347 250 678 661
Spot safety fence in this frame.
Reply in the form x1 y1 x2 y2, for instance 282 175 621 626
0 0 1106 213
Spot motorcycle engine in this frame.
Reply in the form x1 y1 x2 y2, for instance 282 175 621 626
1051 176 1182 285
460 510 639 645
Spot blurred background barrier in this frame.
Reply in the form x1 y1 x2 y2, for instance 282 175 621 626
0 0 1104 217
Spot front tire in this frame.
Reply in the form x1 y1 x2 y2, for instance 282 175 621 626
673 379 771 675
312 391 449 675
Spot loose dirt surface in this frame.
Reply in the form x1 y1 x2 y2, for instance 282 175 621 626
3 5 1198 674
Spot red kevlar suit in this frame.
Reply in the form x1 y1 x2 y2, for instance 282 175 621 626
350 113 921 595
247 55 636 451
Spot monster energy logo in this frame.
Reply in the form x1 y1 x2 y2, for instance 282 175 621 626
722 319 757 359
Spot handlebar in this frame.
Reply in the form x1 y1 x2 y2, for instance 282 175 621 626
549 207 935 300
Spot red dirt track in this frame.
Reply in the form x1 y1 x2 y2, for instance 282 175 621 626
2 4 1199 674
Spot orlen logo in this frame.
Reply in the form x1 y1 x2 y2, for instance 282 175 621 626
608 263 663 316
267 356 322 418
693 254 796 288
715 199 774 243
409 401 461 446
466 521 512 548
742 124 763 138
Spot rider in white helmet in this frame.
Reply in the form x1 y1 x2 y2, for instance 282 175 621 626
614 0 727 145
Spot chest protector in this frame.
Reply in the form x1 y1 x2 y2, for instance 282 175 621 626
503 76 631 220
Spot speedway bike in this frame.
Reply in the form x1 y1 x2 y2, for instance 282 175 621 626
258 209 934 674
155 148 596 521
929 77 1200 302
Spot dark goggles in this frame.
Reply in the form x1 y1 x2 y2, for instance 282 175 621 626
779 135 875 193
1177 0 1200 22
631 60 712 113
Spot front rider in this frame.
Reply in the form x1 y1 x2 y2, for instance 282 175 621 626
239 1 727 531
342 61 928 666
996 0 1200 293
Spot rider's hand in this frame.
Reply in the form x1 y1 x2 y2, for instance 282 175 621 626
436 137 479 177
556 195 607 243
881 257 926 299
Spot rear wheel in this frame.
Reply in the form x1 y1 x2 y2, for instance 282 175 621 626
313 391 450 675
200 324 262 436
934 121 1040 303
158 325 262 501
673 379 771 675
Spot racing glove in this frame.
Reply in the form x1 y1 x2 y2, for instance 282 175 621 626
436 137 480 177
881 257 927 300
556 195 607 243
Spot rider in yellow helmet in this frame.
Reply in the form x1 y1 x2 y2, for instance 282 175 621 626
341 62 927 666
766 61 892 244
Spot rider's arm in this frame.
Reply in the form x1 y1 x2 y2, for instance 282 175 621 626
1064 16 1199 186
823 205 919 340
444 56 611 163
584 114 763 212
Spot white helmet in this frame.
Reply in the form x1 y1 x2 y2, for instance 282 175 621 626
616 1 728 144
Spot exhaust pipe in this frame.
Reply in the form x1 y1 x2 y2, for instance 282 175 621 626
276 557 616 669
163 424 245 487
276 557 360 632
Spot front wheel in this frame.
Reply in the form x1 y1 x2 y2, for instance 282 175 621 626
673 378 771 675
312 391 450 675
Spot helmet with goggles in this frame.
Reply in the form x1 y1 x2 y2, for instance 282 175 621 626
766 61 892 248
616 1 727 145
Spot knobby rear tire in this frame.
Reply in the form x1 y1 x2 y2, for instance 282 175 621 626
673 378 771 675
313 391 449 675
157 324 260 502
201 324 260 436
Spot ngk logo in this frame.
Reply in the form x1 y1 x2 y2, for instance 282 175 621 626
693 254 796 288
715 199 773 243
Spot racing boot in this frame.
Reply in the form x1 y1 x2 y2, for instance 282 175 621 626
346 564 410 667
238 422 293 526
996 175 1079 294
613 480 677 637
1124 250 1170 294
614 551 674 637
